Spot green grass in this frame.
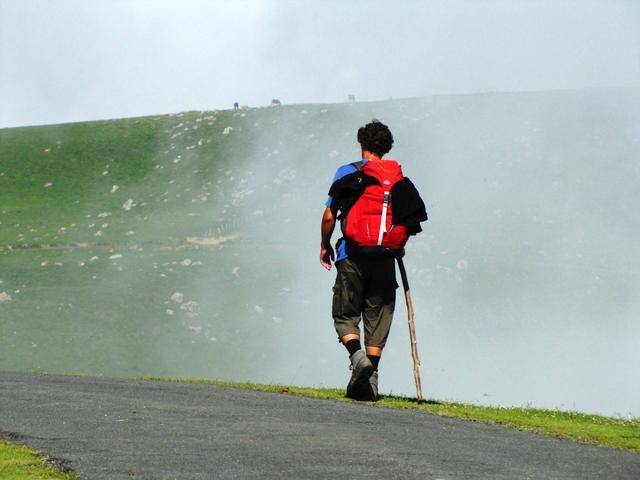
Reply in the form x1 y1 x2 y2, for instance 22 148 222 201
0 440 76 480
144 376 640 452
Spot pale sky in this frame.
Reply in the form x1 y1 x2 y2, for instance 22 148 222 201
1 0 639 127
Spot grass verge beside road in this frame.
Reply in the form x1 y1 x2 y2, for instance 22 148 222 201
0 440 76 480
145 376 640 452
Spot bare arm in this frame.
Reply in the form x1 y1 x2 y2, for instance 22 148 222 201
320 207 336 270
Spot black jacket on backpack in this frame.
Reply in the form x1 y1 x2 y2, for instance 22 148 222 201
328 172 428 235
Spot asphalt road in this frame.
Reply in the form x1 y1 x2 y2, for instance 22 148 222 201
1 372 638 479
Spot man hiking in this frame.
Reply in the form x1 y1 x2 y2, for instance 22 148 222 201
320 120 427 401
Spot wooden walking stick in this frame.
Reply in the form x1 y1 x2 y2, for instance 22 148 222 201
397 257 425 403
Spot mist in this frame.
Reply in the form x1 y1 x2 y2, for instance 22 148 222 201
1 1 639 418
221 91 640 417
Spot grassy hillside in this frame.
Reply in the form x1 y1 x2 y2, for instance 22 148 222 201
0 101 398 377
1 89 639 416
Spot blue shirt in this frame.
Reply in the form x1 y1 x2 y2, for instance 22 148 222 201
326 160 367 262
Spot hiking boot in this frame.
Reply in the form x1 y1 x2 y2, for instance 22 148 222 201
363 371 379 402
346 350 374 400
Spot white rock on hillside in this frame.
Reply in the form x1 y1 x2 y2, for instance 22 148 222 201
180 301 200 318
171 292 184 304
0 292 12 304
122 199 136 211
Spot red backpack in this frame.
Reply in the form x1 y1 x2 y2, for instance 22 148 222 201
343 160 409 250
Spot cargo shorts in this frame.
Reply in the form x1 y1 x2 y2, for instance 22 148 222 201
332 253 398 348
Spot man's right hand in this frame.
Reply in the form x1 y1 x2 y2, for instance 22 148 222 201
320 207 337 270
320 244 335 270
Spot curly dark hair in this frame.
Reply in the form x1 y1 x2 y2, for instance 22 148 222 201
357 120 394 157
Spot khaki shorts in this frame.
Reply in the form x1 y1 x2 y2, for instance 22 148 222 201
332 254 398 348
